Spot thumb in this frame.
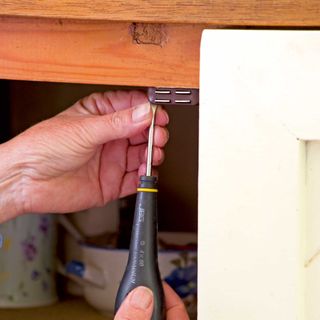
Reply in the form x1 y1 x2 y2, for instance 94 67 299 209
85 102 152 145
114 286 154 320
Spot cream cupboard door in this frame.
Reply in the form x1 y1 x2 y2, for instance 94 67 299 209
199 30 320 319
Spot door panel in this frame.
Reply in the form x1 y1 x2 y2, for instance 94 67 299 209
199 30 320 319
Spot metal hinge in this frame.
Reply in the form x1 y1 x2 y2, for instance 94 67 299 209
147 87 199 106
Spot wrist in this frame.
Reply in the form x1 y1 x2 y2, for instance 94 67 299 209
0 140 27 222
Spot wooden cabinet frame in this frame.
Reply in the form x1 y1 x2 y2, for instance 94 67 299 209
1 1 320 87
0 17 203 88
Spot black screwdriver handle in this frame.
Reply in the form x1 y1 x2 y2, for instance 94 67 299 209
114 176 165 319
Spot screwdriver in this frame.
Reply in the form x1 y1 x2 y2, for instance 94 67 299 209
114 104 165 319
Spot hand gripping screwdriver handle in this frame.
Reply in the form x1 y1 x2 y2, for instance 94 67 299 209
114 176 165 319
114 104 165 319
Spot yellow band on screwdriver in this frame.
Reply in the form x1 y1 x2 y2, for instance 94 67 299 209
137 188 158 193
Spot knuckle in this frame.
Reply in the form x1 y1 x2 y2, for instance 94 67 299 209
109 112 124 131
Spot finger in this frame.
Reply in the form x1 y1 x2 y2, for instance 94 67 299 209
67 91 169 128
114 286 154 320
127 145 164 172
129 128 148 146
119 171 139 198
144 147 165 166
104 90 149 113
120 167 159 199
127 144 146 172
163 282 189 320
82 103 153 146
100 139 128 201
71 90 149 116
153 127 169 148
138 165 158 178
155 106 170 126
129 126 169 147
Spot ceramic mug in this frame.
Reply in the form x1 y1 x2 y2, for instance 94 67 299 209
65 241 197 318
0 213 57 307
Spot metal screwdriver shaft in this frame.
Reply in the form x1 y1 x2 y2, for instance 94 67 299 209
146 104 158 176
115 102 165 320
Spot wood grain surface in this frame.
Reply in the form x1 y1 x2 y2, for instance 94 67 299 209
0 298 110 320
0 17 202 87
1 0 320 26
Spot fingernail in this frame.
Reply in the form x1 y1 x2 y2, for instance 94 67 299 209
132 103 151 123
130 286 153 310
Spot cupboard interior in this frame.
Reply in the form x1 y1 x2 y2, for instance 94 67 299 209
0 79 198 301
3 80 198 232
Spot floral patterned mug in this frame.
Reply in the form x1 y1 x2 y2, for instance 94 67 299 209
0 213 57 307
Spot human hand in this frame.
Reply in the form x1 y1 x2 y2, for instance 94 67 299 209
0 91 169 221
115 282 189 320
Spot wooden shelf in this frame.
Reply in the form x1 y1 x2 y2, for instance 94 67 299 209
1 0 320 26
0 297 112 320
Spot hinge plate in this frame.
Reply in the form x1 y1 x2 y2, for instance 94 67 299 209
148 87 199 106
